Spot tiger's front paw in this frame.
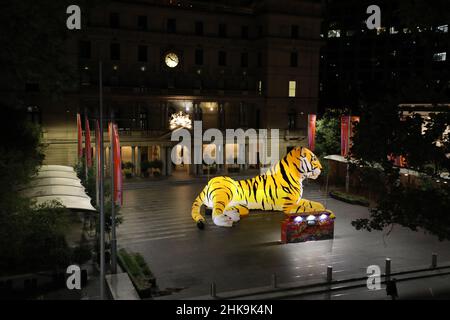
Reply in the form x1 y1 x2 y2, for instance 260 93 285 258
196 220 205 230
224 210 240 222
213 214 233 227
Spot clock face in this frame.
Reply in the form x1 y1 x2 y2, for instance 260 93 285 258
165 52 179 68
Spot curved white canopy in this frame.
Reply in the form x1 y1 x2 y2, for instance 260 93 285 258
31 195 96 212
35 170 79 180
22 186 89 199
39 165 76 173
27 177 84 188
21 165 97 212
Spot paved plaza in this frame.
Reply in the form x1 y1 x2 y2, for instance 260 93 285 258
117 177 450 299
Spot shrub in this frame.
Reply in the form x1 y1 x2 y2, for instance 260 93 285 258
72 244 92 265
117 249 157 298
329 190 370 207
123 162 135 170
141 160 151 173
150 159 163 170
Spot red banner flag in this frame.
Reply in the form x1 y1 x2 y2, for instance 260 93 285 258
308 114 317 151
341 116 360 157
95 120 101 205
341 115 350 157
85 116 92 168
393 155 407 167
77 113 83 160
112 124 123 206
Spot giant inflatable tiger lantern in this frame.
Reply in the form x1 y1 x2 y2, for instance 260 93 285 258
191 147 333 229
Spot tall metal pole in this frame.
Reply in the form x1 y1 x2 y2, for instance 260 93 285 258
99 60 106 300
84 107 88 184
110 110 117 274
345 114 351 193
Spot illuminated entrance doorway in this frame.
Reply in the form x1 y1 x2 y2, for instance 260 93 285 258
173 144 190 177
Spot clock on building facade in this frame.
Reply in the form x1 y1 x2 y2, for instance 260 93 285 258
165 52 179 68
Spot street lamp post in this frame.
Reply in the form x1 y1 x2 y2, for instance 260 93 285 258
98 60 106 300
345 114 351 193
110 110 117 274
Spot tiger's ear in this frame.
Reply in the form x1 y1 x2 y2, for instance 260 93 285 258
299 147 307 157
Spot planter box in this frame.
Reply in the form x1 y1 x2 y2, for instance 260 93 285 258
329 191 370 207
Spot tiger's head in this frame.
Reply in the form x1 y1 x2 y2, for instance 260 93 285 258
289 147 322 180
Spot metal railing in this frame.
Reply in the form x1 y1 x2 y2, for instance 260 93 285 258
198 253 449 300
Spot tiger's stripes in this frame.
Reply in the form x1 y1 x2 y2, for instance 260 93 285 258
192 147 327 228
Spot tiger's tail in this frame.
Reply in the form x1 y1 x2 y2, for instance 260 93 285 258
191 185 208 229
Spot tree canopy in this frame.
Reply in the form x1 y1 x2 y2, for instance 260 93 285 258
351 99 450 240
349 0 450 239
314 109 343 157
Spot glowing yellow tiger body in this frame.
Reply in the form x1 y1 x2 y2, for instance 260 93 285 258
191 147 331 228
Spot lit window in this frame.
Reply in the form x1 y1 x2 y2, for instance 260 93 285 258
346 30 355 37
258 80 262 95
437 25 448 33
433 52 447 62
376 27 386 35
328 29 341 38
288 81 296 97
389 27 398 34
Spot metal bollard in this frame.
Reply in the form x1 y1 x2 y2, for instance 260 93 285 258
271 273 277 288
327 266 333 283
385 258 391 280
210 282 217 298
432 253 437 269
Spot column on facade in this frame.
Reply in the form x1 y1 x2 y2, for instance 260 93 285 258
105 146 111 177
223 142 228 175
135 146 141 177
244 142 249 172
193 103 202 176
160 145 171 176
160 146 166 176
189 149 196 176
131 145 136 176
167 146 172 176
218 102 225 174
161 102 168 130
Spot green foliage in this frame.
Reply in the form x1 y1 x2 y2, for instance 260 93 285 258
0 106 44 196
351 100 450 240
329 190 370 207
71 244 93 265
134 254 153 277
315 109 344 157
348 1 450 240
351 100 402 170
352 101 450 174
141 160 151 173
0 105 74 275
0 1 112 276
352 180 450 241
74 157 96 201
98 195 124 235
74 157 123 234
150 159 163 170
117 249 156 297
123 162 135 170
0 200 73 275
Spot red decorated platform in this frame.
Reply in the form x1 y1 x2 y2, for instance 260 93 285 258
281 210 335 243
